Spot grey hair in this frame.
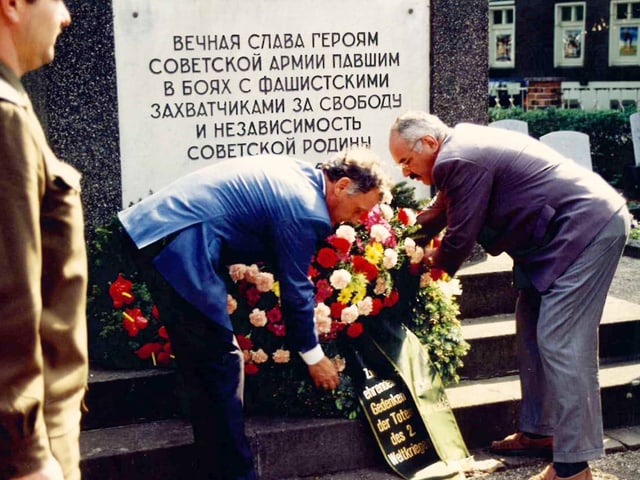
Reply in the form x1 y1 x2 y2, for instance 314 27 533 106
390 111 450 144
318 146 392 200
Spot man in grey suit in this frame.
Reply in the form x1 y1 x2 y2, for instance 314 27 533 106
388 111 630 480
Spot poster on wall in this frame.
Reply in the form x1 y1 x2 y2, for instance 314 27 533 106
563 29 582 59
112 0 430 205
495 33 512 62
619 26 638 56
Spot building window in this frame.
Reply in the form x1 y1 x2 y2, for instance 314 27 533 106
554 2 586 67
609 1 640 65
489 1 515 68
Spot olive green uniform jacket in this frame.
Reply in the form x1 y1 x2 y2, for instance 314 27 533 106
0 62 88 480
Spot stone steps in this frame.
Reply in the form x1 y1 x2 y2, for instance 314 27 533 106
80 360 640 479
80 253 640 479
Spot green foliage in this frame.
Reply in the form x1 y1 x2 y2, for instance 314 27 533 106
87 217 173 369
630 214 640 241
488 107 636 186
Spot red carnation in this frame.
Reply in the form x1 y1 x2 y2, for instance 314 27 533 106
151 304 160 320
430 268 446 281
346 322 364 338
330 301 347 320
245 286 261 307
370 298 384 316
398 208 411 225
314 279 334 303
352 256 378 282
308 265 320 278
266 306 282 324
328 236 352 256
245 363 259 375
316 247 339 268
409 262 422 276
267 322 286 337
383 290 400 307
237 335 253 350
109 273 135 308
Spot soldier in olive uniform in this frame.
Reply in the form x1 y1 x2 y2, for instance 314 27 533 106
0 2 88 479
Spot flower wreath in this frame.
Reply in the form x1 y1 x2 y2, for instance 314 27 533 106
88 187 469 419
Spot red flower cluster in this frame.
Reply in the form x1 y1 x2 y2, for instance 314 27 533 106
108 273 173 367
135 325 173 366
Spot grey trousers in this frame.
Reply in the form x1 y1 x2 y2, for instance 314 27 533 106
516 207 630 463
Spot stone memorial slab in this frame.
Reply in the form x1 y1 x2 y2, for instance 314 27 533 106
112 0 430 205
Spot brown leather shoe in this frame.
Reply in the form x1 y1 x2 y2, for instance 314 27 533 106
490 432 553 457
528 464 592 480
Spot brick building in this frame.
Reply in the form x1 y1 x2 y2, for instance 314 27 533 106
489 0 640 109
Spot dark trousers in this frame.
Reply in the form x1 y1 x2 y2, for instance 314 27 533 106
123 231 257 480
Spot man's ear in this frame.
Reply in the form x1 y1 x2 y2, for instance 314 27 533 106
422 135 439 151
334 177 352 196
0 0 21 24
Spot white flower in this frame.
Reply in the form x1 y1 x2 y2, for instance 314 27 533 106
357 296 373 316
437 278 463 299
340 304 359 324
382 248 398 269
228 264 247 282
379 203 394 220
409 245 425 264
370 224 391 243
249 308 268 327
251 348 269 364
382 190 393 204
404 237 416 255
314 303 332 334
227 294 238 314
255 272 274 292
273 349 291 364
244 264 260 283
329 269 352 290
335 225 357 243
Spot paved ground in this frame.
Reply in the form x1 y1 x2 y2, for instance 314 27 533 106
609 253 640 305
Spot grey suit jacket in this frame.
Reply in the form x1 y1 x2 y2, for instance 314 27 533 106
417 123 625 292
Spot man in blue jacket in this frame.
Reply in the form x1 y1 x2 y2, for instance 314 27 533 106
388 111 630 480
119 148 390 480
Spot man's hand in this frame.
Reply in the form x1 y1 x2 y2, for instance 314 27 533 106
423 247 436 267
308 355 340 390
12 457 64 480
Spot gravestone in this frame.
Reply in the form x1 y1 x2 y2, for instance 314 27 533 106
624 112 640 199
24 0 489 235
488 119 529 135
540 130 593 171
631 112 640 166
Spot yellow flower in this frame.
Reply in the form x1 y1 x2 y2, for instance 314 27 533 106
364 242 384 264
